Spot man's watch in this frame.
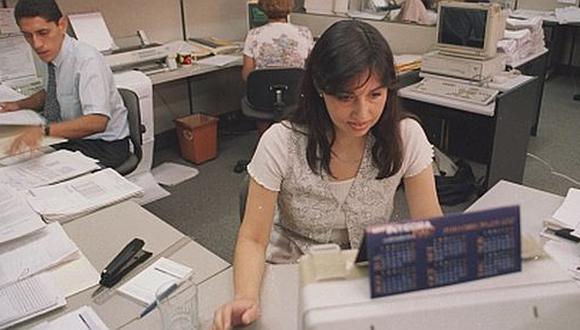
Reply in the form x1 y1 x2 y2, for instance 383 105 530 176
43 123 50 136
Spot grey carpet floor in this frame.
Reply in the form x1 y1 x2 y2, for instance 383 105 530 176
144 74 580 263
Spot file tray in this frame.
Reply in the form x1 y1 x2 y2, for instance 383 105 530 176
358 206 521 298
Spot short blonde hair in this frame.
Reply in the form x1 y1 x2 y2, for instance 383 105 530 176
258 0 294 19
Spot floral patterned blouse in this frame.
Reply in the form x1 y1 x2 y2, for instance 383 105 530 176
243 22 314 69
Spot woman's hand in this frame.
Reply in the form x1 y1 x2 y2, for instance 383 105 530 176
212 297 259 330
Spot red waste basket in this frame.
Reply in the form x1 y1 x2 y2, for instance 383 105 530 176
175 113 219 164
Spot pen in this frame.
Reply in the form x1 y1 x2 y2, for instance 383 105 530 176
139 282 178 318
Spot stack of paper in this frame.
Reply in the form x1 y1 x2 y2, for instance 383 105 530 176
0 222 79 287
499 16 545 65
0 273 66 329
545 188 580 236
31 306 109 330
0 150 100 191
26 168 144 222
0 183 45 244
0 109 45 126
395 54 422 74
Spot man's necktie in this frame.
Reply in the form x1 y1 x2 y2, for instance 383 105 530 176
43 62 61 122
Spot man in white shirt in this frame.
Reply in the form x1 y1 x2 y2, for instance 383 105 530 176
0 0 130 168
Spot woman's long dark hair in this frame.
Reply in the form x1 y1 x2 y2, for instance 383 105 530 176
289 20 403 180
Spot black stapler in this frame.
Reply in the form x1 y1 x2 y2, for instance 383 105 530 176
99 238 152 288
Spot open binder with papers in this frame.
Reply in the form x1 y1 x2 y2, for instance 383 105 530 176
0 273 66 329
26 168 144 222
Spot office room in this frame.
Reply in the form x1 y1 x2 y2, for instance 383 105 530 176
0 0 579 328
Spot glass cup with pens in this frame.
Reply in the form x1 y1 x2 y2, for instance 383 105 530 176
154 277 199 330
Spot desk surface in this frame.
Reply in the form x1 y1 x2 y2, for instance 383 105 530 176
148 57 242 85
18 201 229 329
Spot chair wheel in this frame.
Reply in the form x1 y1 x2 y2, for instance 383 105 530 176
234 160 249 173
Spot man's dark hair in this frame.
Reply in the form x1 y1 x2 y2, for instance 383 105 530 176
14 0 63 23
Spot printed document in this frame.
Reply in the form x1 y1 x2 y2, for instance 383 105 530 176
0 272 65 329
0 36 37 82
0 183 45 244
31 306 109 330
26 168 144 222
0 149 100 191
0 8 19 35
0 222 79 288
552 188 580 236
0 109 45 126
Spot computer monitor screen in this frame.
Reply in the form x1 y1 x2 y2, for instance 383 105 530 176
247 3 268 30
436 2 504 59
438 6 487 49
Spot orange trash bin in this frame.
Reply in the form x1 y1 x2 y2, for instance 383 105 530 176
175 113 219 164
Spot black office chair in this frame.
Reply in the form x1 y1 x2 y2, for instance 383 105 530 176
234 68 305 173
115 88 144 176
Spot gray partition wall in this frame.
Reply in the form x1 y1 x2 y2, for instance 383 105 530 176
183 0 247 40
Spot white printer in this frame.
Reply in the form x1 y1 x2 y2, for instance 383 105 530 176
68 12 170 74
299 249 580 330
113 70 154 176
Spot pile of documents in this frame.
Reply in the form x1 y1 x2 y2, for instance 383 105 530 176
498 16 545 65
0 222 81 328
0 149 100 191
555 6 580 24
27 168 144 222
542 188 580 241
394 54 422 74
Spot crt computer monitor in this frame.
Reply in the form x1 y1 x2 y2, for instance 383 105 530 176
436 2 505 59
247 2 269 30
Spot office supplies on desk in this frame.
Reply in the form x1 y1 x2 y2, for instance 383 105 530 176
68 12 170 74
0 183 45 244
0 150 100 192
0 272 66 329
356 206 521 298
26 168 144 222
408 77 499 105
0 222 79 288
98 238 152 289
119 257 192 306
551 188 580 235
196 54 241 67
187 37 241 55
31 306 109 330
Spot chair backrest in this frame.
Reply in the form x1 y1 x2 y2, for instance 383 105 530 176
244 68 305 120
116 88 143 175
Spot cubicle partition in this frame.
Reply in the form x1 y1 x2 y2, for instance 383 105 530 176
290 12 437 54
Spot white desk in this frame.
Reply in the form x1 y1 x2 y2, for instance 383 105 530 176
17 201 230 329
194 181 580 330
147 58 243 86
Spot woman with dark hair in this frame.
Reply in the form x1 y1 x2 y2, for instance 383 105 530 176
213 20 441 329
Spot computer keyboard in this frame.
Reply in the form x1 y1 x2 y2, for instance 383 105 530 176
409 77 499 106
